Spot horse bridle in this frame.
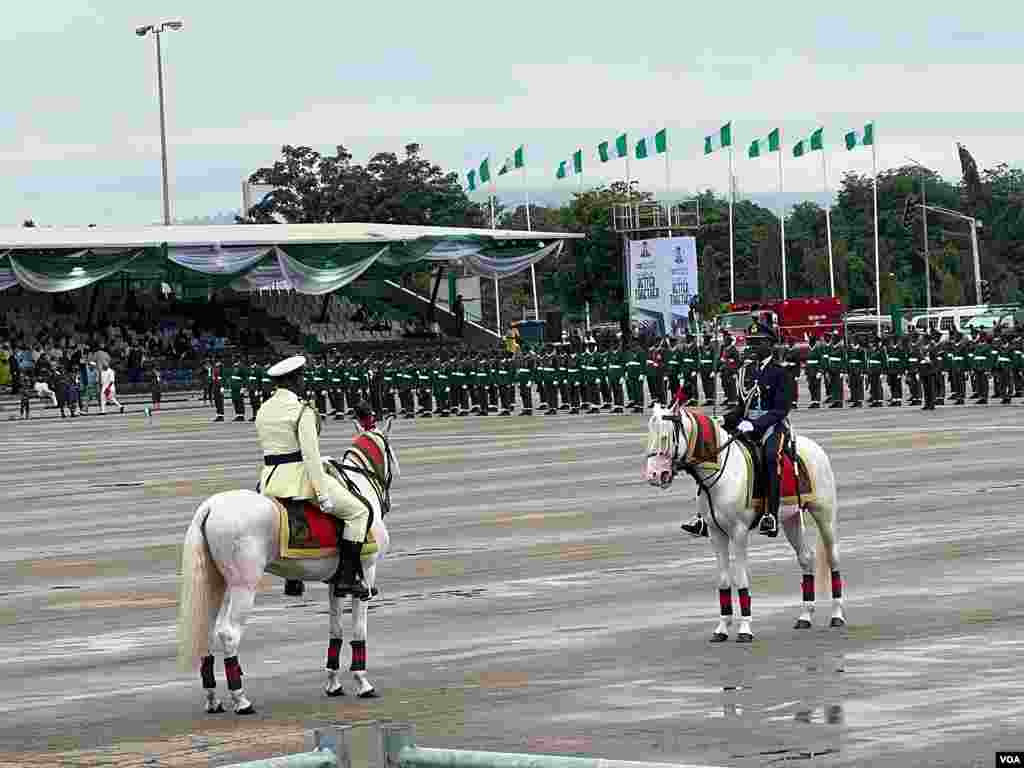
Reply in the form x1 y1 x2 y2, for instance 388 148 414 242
334 430 395 521
655 407 737 537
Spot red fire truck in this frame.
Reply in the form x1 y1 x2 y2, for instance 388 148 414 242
715 297 846 352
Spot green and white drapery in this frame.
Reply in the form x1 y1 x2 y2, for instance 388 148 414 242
6 248 143 292
0 237 563 293
0 251 16 291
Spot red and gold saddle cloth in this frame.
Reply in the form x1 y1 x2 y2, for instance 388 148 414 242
272 498 378 560
744 444 816 512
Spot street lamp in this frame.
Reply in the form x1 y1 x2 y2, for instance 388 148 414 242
136 20 183 225
905 157 931 311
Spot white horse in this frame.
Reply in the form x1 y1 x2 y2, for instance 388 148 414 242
644 402 845 642
176 421 398 714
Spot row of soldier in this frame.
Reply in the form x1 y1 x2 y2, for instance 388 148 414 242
198 325 1023 423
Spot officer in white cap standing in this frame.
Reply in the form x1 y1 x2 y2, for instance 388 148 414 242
255 355 370 599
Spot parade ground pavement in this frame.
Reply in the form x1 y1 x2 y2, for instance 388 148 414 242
0 396 1022 767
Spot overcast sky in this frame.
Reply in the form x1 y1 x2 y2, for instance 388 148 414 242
2 0 1020 226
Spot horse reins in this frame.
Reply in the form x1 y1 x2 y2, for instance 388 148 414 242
658 408 736 537
333 431 395 527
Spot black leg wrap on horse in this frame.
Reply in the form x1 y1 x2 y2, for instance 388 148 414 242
224 656 243 691
326 638 343 671
201 655 216 689
350 640 367 672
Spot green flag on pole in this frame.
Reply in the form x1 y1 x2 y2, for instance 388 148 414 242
635 129 668 160
793 128 824 158
748 128 780 159
479 157 491 183
845 123 875 150
556 149 583 179
598 134 628 162
467 169 476 192
704 123 732 155
499 145 526 175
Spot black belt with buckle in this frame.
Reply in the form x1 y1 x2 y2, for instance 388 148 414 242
264 451 303 466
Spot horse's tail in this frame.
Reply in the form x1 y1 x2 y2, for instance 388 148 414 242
176 499 225 674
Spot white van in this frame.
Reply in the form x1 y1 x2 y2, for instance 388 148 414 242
908 305 1005 339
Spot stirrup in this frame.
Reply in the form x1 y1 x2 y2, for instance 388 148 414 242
759 514 779 537
680 517 709 538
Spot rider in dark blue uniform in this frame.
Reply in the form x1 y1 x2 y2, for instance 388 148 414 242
681 334 794 538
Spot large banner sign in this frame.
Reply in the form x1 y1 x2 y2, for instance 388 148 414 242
628 236 698 336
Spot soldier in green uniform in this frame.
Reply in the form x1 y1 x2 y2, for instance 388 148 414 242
681 333 700 406
935 331 950 405
697 334 716 407
625 345 644 413
328 354 345 419
882 335 904 406
804 334 823 408
248 359 264 421
720 332 740 406
904 333 922 406
846 336 866 407
564 352 580 414
229 355 247 422
644 345 664 407
596 347 613 410
470 354 488 415
317 358 333 417
994 335 1014 404
516 352 534 415
866 335 884 407
606 345 626 413
1012 335 1024 398
920 333 938 410
379 357 397 417
827 333 846 408
971 331 991 404
541 352 559 415
416 359 434 417
946 330 965 404
577 347 594 413
664 339 681 404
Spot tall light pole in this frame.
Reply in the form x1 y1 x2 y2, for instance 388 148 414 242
136 21 183 225
906 157 931 310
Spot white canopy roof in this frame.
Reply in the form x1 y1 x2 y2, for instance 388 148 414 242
0 222 581 251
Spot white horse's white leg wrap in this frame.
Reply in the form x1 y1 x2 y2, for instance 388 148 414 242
349 558 376 696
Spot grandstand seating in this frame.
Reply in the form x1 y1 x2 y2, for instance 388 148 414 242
247 289 417 345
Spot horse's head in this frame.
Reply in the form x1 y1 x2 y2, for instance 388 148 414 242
644 402 690 489
350 414 399 489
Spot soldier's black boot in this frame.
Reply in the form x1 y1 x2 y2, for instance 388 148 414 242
680 515 709 538
332 538 370 600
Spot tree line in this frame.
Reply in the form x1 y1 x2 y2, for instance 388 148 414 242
241 142 1023 325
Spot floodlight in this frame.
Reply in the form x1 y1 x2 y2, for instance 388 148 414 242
136 25 152 36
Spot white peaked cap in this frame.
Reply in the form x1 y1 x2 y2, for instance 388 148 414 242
267 355 307 378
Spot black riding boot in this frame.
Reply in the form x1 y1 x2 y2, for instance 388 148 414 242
332 538 370 599
760 477 780 537
681 514 709 537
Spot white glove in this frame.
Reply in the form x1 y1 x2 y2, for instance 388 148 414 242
317 492 335 514
738 420 755 433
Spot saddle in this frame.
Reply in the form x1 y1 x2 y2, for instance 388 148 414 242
272 494 378 561
735 431 815 514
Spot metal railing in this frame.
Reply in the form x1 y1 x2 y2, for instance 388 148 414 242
220 721 726 768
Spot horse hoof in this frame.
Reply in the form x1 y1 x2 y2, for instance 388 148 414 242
235 705 256 715
830 617 846 628
710 633 729 643
325 686 346 698
358 688 379 699
794 619 812 630
735 633 754 643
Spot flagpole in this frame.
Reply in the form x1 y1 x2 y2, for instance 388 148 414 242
728 144 735 304
778 133 787 300
625 145 632 228
491 176 501 334
871 130 881 335
821 147 835 298
665 143 672 237
523 165 540 323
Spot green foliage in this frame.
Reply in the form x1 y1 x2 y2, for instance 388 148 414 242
243 143 486 227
